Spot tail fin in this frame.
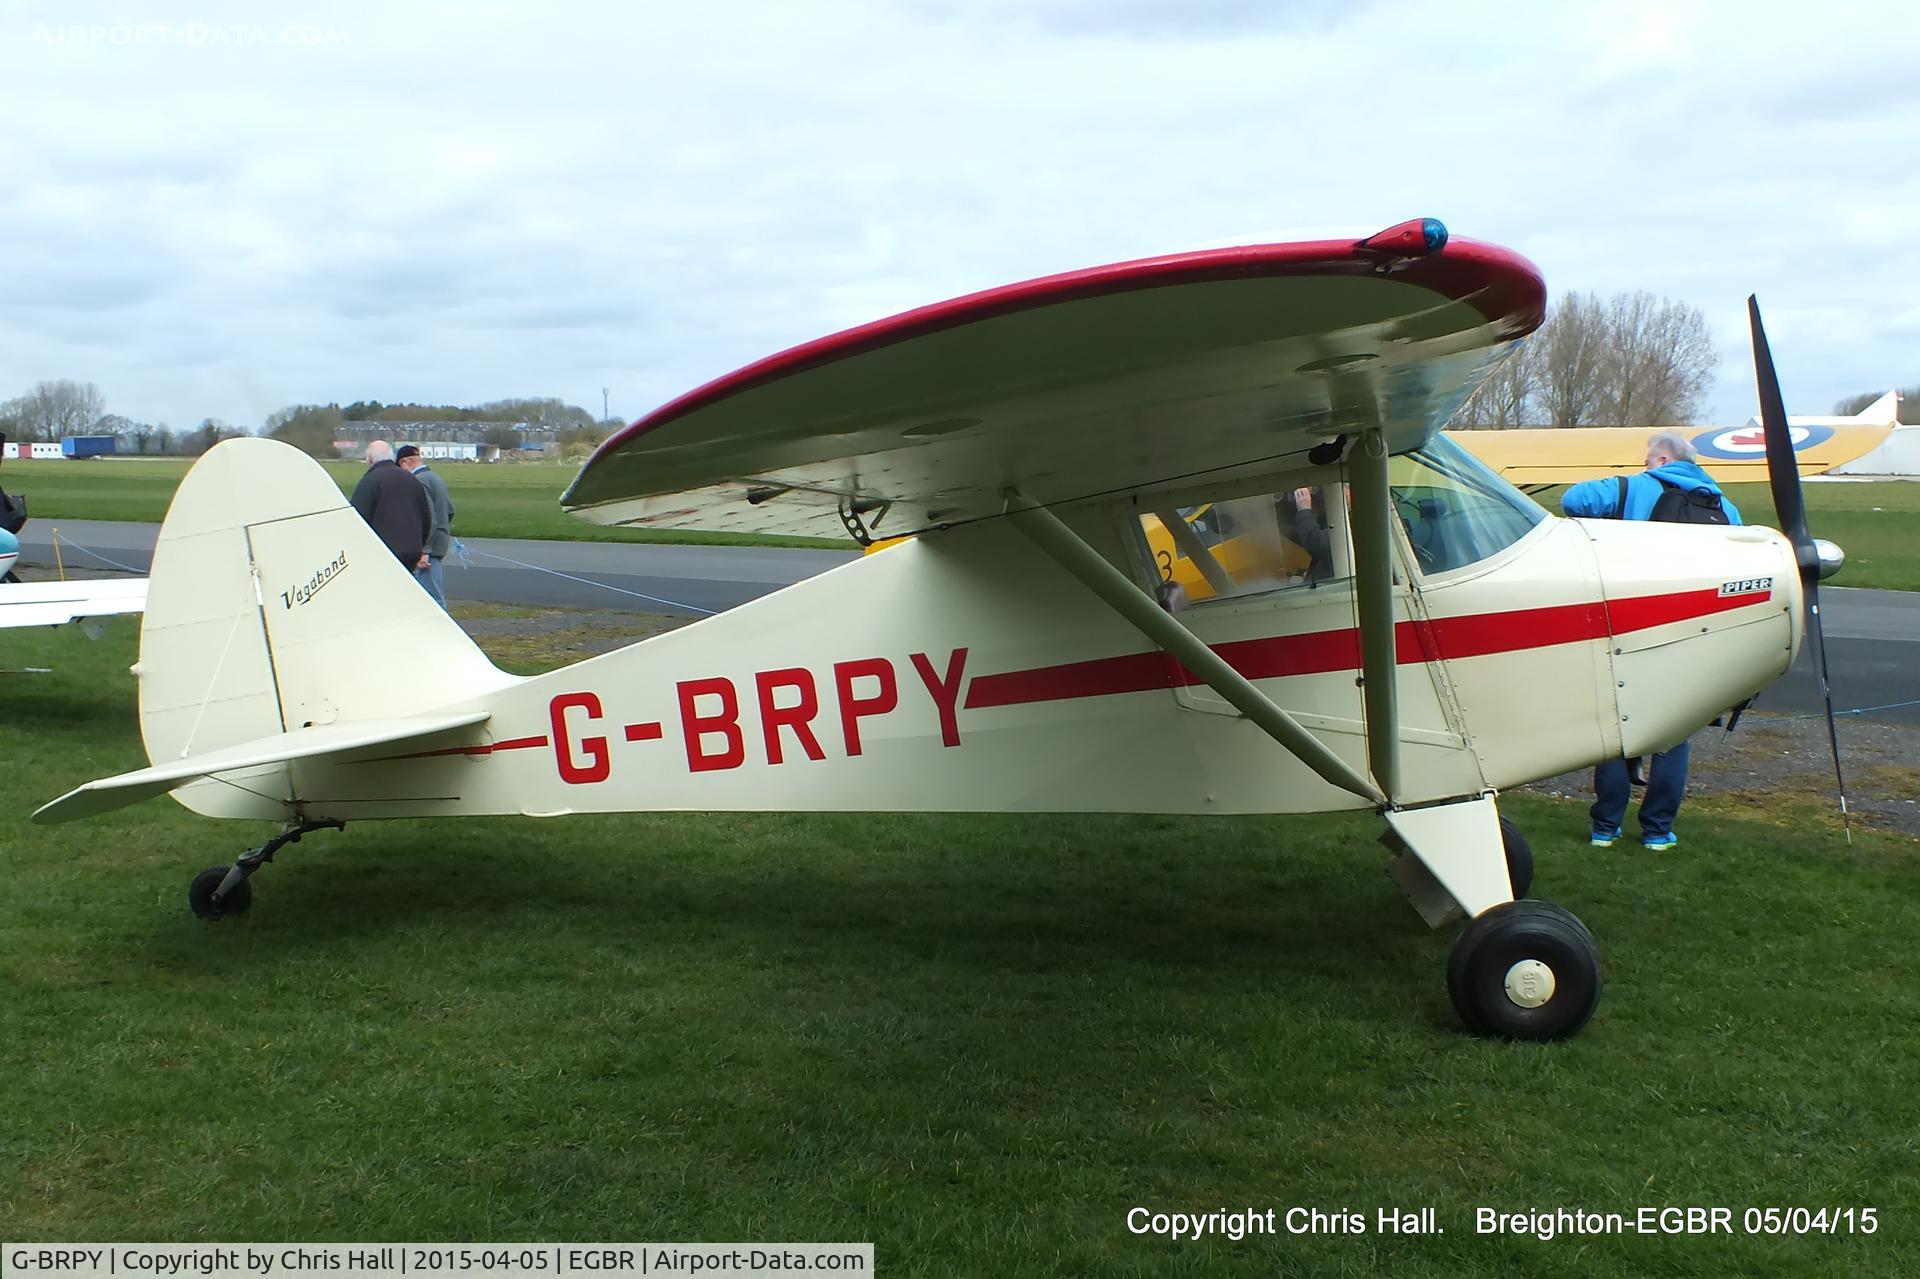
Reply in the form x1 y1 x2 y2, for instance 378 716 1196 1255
136 438 510 817
1858 390 1901 425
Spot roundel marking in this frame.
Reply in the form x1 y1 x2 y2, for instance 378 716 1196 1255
1691 422 1834 460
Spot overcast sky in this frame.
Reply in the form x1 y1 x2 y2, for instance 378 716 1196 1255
3 0 1916 432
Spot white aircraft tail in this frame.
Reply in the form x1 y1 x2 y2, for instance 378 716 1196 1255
46 438 512 822
1857 390 1901 425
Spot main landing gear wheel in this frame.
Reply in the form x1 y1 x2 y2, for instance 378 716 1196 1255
1499 816 1534 899
188 865 252 919
1448 901 1602 1041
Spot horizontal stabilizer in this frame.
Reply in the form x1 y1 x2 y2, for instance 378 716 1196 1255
33 710 491 825
0 578 147 630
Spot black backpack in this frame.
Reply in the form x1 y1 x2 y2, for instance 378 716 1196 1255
1615 475 1728 526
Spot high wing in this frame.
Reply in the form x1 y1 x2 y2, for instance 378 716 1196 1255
1450 423 1896 486
0 577 147 630
563 220 1546 540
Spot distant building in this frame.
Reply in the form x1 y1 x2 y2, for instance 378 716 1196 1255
2 442 66 460
335 420 554 446
333 438 501 463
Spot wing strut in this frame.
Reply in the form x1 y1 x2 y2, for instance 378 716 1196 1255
1345 426 1402 800
1151 508 1236 599
1003 490 1385 806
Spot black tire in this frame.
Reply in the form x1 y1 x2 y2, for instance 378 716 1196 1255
188 865 252 919
1499 815 1534 899
1447 900 1602 1041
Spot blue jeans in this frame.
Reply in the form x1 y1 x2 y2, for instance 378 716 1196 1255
413 555 447 610
1592 740 1690 839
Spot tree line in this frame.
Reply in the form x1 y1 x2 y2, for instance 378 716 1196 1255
267 398 611 458
0 381 614 458
1449 290 1720 428
0 380 239 455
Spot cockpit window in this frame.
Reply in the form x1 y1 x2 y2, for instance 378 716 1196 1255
1137 485 1349 608
1390 433 1546 576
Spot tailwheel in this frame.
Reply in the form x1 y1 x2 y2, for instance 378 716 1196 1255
188 865 253 919
1448 900 1601 1040
182 819 344 920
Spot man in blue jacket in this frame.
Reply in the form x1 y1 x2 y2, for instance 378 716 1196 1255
1562 432 1742 851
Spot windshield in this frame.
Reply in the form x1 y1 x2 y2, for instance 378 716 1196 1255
1391 434 1547 575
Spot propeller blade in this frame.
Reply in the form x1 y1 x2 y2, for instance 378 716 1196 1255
1751 296 1850 842
1747 297 1815 566
1803 577 1852 845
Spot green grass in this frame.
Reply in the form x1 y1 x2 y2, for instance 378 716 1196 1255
1727 480 1920 592
11 459 1920 587
0 458 839 548
2 618 1916 1273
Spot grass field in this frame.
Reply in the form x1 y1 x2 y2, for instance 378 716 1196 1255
6 458 1919 586
2 617 1915 1274
0 457 837 548
1727 480 1920 592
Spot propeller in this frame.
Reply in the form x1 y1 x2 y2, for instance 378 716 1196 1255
1748 296 1850 843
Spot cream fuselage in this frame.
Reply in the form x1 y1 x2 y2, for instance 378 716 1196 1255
160 478 1802 824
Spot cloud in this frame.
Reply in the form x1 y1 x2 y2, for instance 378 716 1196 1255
1 0 1916 430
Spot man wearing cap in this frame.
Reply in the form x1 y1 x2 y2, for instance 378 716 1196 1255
396 444 454 609
349 439 432 577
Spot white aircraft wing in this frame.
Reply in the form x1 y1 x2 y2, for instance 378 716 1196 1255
0 577 148 629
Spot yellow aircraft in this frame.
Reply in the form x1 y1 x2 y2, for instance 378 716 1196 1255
1448 421 1895 487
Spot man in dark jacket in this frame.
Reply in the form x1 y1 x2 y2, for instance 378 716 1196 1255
1561 432 1742 852
396 444 454 609
349 439 432 570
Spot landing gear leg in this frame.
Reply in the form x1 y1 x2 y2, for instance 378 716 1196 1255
187 819 345 919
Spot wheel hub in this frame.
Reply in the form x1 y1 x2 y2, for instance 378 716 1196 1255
1504 958 1556 1008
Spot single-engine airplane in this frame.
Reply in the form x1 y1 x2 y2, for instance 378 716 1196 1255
35 219 1844 1041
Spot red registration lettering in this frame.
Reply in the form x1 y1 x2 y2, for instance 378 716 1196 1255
549 692 610 784
834 658 898 756
909 648 968 748
756 668 826 765
678 676 746 771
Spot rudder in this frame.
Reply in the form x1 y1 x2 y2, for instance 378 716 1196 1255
137 438 510 817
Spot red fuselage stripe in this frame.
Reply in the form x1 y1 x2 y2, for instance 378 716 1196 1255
392 734 551 760
963 588 1764 710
